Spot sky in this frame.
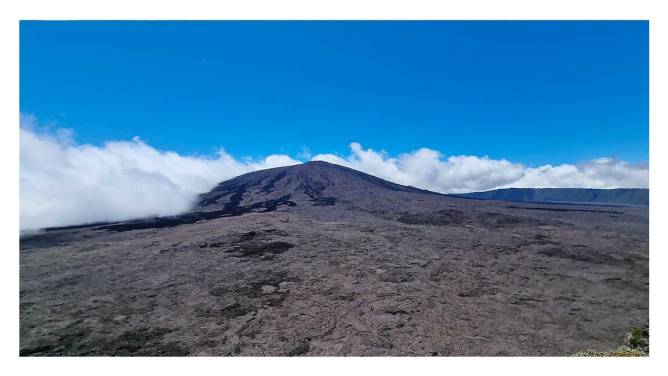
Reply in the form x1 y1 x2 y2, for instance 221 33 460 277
19 21 649 229
21 21 648 165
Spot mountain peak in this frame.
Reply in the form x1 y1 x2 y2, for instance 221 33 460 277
194 161 436 213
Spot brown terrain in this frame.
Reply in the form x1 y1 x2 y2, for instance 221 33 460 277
19 161 649 356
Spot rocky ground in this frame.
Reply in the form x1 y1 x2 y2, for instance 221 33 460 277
19 162 649 356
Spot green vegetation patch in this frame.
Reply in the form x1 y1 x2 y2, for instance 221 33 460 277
573 324 649 357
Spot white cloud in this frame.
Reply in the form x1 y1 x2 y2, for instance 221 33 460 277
20 118 648 230
19 120 300 230
312 143 648 194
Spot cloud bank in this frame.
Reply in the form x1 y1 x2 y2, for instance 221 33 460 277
20 118 300 230
20 118 648 230
312 143 648 194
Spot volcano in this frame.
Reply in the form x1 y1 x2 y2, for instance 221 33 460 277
20 161 649 356
196 161 436 212
85 161 449 232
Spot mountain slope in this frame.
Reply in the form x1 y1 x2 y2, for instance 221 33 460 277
451 188 649 206
194 160 438 212
79 161 443 232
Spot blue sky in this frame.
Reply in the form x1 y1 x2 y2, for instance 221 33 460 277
20 21 648 166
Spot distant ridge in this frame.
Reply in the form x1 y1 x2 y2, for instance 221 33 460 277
450 188 649 206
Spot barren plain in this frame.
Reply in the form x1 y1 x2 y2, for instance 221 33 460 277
20 161 649 356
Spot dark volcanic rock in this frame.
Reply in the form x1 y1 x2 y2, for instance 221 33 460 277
19 161 649 356
195 161 436 213
92 195 297 233
398 210 467 226
228 241 294 259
